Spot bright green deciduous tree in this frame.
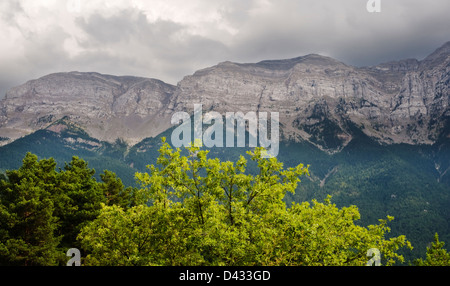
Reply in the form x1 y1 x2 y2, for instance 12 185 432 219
79 140 412 266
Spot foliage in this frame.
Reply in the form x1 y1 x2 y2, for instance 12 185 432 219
1 120 449 263
414 233 450 266
0 154 63 265
1 141 449 266
78 140 413 266
0 152 135 265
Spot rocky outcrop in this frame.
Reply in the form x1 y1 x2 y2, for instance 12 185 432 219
170 42 449 151
0 42 449 151
0 72 176 146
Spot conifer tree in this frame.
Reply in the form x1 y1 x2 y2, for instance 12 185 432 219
56 156 105 248
0 153 63 265
99 170 133 209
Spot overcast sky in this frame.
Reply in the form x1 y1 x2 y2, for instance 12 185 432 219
0 0 449 98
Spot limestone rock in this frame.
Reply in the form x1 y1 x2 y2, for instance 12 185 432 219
0 42 449 152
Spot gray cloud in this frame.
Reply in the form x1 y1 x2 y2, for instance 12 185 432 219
227 0 450 66
0 0 449 99
72 8 230 81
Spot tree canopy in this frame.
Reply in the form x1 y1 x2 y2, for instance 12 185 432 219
0 153 135 265
3 142 450 266
78 139 413 266
414 233 450 266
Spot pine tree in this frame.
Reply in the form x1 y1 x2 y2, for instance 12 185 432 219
99 170 133 209
55 156 106 248
0 153 63 265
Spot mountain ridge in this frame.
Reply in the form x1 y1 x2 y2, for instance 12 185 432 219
0 41 449 151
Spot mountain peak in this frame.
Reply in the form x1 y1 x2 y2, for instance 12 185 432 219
1 41 449 150
422 41 450 64
0 71 177 146
252 53 344 70
211 54 345 72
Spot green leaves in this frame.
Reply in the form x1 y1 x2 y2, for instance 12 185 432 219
414 233 450 266
79 140 413 266
0 153 63 265
0 152 132 265
0 145 430 266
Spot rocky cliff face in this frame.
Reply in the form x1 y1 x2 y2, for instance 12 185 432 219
0 42 449 151
170 41 449 151
0 72 176 146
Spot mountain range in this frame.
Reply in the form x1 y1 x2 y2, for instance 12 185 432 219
0 41 449 261
1 41 449 150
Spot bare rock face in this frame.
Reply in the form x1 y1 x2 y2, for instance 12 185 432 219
0 42 449 151
170 42 450 151
0 72 176 146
